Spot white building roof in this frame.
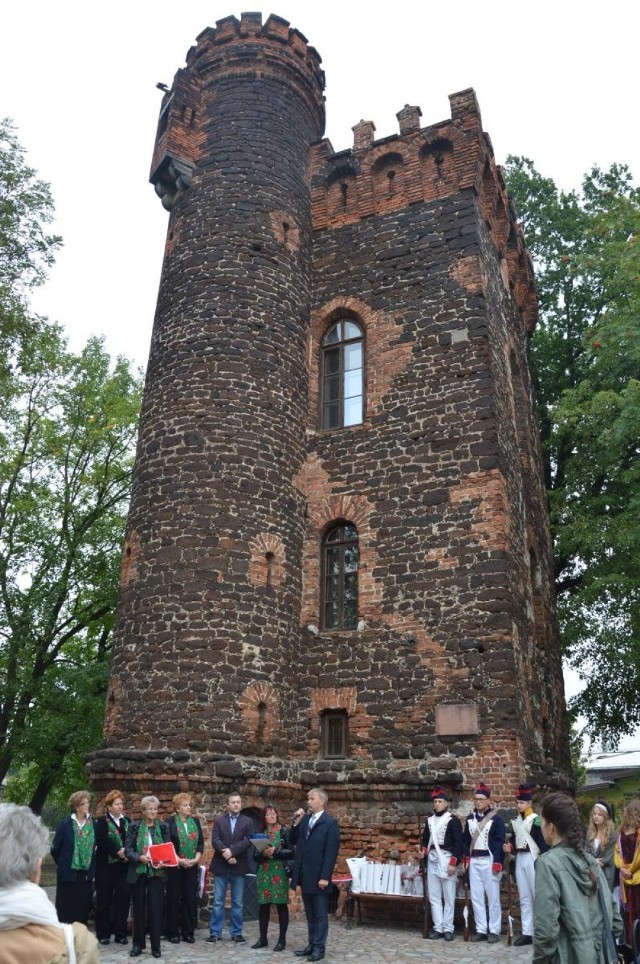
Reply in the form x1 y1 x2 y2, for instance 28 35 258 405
587 750 640 771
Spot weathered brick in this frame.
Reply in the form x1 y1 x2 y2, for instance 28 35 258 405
88 13 570 860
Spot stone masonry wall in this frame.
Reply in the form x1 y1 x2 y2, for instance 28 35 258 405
89 13 571 865
99 14 325 760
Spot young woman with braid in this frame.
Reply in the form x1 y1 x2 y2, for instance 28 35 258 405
533 792 622 963
614 798 640 946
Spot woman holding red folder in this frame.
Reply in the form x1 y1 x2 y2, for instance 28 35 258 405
125 795 170 959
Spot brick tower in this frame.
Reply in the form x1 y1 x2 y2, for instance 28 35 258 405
88 12 571 856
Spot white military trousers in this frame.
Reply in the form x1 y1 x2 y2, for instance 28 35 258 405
427 850 456 934
469 855 501 935
515 851 535 936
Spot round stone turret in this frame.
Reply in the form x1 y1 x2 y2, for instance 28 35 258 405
91 13 326 784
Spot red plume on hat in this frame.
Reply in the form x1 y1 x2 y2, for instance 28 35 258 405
431 786 448 801
515 782 534 801
474 783 491 798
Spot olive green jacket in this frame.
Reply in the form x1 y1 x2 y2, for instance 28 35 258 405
533 843 623 964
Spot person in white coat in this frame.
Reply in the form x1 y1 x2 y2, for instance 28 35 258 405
503 781 549 946
421 786 464 941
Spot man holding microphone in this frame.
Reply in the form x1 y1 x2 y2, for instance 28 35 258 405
290 788 340 963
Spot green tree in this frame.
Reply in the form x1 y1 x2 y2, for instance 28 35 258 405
0 120 142 807
504 157 640 745
567 711 588 788
0 118 61 302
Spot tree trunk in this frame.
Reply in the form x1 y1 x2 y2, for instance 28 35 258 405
28 745 67 814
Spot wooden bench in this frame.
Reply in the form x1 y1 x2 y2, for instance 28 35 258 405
351 892 429 938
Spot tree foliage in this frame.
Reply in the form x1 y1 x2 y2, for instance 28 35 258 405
0 119 142 808
0 119 61 301
504 157 640 745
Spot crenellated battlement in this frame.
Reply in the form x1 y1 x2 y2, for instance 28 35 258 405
188 12 323 74
310 88 537 332
150 11 325 210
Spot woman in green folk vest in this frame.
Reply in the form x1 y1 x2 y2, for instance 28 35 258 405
165 792 204 944
51 790 96 925
95 789 131 945
125 795 169 960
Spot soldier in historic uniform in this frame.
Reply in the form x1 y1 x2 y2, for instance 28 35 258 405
463 782 505 943
503 782 548 946
421 786 464 941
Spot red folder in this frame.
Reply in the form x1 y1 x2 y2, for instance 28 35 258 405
147 842 179 868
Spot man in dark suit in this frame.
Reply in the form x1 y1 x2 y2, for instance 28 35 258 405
206 792 253 944
290 788 340 962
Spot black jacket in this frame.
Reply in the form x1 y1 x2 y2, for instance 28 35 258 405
209 812 254 877
125 819 170 884
253 825 294 866
51 815 97 884
166 815 204 860
289 812 340 895
95 813 129 868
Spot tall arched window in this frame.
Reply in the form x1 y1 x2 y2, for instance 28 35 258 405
321 319 364 429
321 522 358 630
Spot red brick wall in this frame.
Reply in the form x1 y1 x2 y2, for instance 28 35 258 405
89 13 571 866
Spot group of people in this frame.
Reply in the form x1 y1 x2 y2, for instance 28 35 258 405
42 785 340 962
2 777 638 963
205 788 339 962
421 780 640 961
48 788 204 959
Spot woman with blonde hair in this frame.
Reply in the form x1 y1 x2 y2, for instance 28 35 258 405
0 802 98 963
585 800 616 889
51 790 96 925
165 792 203 944
614 798 640 946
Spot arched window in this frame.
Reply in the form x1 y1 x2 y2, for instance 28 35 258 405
321 319 364 429
321 522 358 630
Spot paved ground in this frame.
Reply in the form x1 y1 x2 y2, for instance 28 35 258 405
95 918 534 963
43 879 534 963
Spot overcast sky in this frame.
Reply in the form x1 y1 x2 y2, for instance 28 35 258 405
2 1 637 366
2 2 638 750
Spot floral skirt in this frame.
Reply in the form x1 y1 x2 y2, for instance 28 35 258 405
256 859 289 905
